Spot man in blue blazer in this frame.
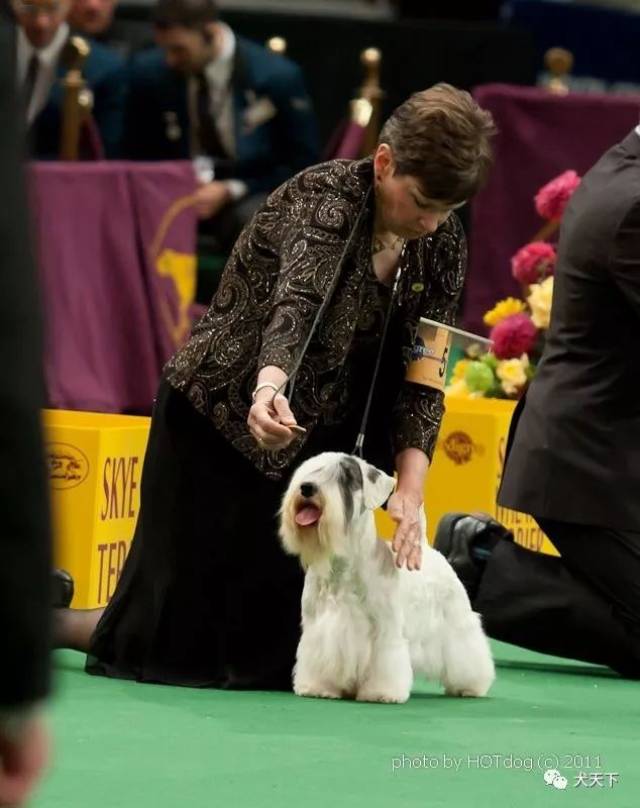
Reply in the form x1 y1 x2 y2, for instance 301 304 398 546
12 0 126 159
124 0 320 251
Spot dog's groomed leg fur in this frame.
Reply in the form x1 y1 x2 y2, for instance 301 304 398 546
440 603 495 698
356 637 413 704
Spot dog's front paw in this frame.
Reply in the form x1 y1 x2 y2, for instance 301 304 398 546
356 689 409 704
294 682 343 700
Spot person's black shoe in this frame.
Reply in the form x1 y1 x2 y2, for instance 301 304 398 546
52 569 74 608
434 512 513 601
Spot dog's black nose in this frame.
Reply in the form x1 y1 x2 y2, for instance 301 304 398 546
300 482 317 499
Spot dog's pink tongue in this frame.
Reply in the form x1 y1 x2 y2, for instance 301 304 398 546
295 505 321 526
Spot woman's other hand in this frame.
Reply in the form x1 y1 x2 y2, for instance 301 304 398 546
388 490 423 570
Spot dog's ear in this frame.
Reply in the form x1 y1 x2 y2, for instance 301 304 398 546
359 461 396 510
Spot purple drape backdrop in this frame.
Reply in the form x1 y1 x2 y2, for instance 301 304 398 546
30 161 197 413
128 163 199 364
463 84 640 334
332 121 367 160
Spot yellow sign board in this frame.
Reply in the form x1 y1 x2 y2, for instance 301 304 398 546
44 409 151 608
45 396 554 609
376 396 558 556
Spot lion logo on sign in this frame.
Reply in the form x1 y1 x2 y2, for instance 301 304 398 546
442 431 484 465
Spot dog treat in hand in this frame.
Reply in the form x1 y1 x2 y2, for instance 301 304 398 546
287 424 307 434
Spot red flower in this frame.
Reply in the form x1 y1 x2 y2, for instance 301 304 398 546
511 241 556 285
490 313 537 359
534 170 581 221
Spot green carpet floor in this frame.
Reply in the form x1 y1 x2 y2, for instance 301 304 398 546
32 643 638 808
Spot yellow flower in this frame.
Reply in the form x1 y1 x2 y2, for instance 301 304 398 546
496 355 530 396
445 378 481 399
451 359 470 381
483 297 526 327
527 276 554 329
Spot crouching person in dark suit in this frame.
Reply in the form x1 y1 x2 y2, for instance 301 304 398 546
123 0 320 253
436 128 640 679
12 0 127 158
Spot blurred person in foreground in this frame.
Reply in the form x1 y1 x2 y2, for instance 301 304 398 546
0 20 52 807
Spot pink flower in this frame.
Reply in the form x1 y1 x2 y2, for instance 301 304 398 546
511 242 556 285
490 313 537 359
534 170 581 221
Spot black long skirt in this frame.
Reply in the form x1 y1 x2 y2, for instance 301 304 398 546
85 378 365 690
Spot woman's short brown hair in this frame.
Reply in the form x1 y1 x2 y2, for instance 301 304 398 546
378 83 496 204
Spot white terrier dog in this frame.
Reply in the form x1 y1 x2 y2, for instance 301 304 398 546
279 452 495 703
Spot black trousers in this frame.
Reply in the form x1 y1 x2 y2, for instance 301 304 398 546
473 518 640 678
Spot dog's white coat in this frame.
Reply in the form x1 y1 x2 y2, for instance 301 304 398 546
279 452 495 703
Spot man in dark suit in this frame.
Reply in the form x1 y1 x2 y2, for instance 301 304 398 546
435 129 640 678
68 0 117 38
0 20 52 805
12 0 127 158
67 0 153 58
124 0 320 252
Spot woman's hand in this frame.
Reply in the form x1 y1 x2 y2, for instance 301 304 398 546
387 490 424 570
247 388 301 451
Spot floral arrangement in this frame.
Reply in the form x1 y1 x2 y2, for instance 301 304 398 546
447 170 581 400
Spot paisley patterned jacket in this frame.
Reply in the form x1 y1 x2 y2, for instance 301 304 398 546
164 157 467 479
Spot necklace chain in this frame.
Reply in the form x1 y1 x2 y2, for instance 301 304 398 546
372 233 404 254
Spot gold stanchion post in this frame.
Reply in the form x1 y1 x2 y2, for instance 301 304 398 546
358 47 384 157
59 36 92 161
